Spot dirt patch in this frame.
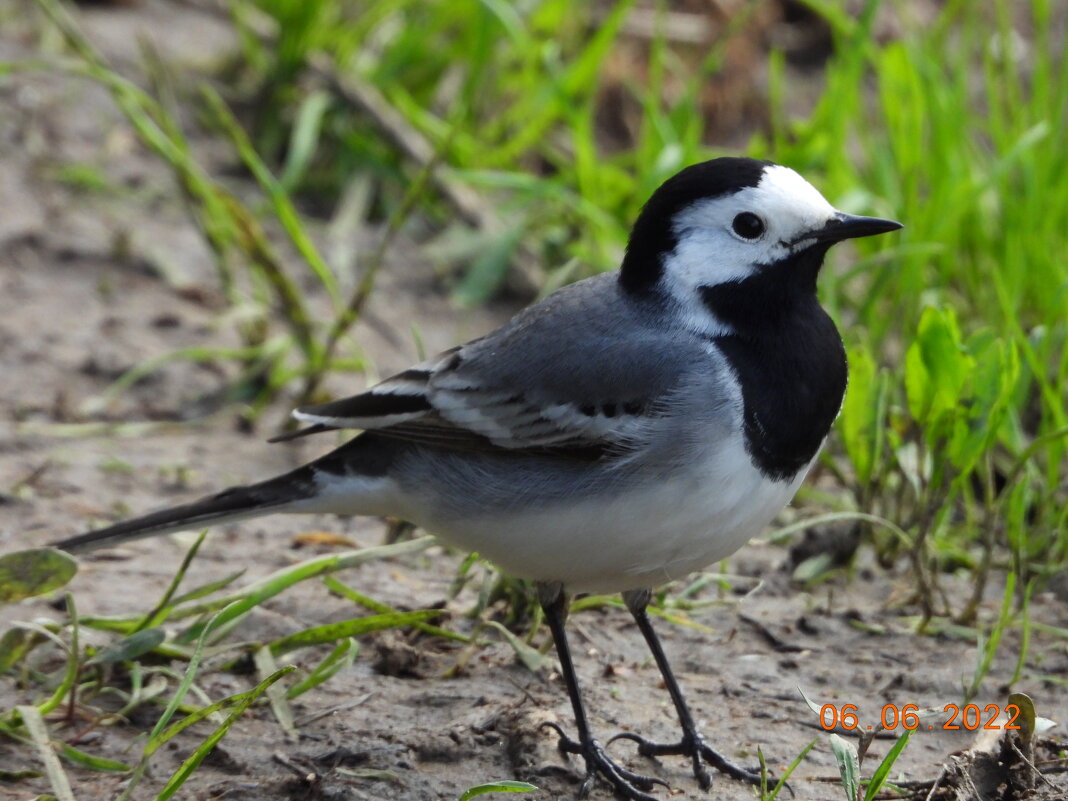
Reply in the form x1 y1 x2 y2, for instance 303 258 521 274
1 3 1066 801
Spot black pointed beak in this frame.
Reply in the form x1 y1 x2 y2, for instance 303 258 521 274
802 212 903 245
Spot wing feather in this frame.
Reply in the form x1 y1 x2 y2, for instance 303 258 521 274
288 274 696 458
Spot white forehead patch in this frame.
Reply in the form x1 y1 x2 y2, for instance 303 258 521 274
659 164 839 335
742 164 837 234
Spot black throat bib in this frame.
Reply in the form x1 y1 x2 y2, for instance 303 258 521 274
701 245 848 481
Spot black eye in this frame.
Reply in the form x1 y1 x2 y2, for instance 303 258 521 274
731 212 765 240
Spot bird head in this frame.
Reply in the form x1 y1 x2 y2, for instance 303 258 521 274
620 158 902 308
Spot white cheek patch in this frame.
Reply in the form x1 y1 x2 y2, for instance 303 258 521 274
667 214 756 288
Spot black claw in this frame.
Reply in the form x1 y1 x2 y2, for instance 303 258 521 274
540 721 581 757
695 740 764 784
578 773 595 799
609 731 768 789
542 723 668 801
693 762 713 791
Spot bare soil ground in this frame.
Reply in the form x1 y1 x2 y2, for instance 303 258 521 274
1 3 1066 800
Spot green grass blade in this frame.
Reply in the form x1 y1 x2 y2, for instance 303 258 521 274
323 575 469 642
268 610 443 657
141 603 238 768
285 638 359 700
104 606 237 801
16 705 75 801
174 537 435 642
133 532 207 632
168 570 248 607
765 737 818 801
458 781 538 800
36 594 79 717
152 667 296 801
53 742 130 773
483 621 549 672
862 729 911 801
201 85 340 306
279 89 332 190
254 645 296 737
828 733 860 801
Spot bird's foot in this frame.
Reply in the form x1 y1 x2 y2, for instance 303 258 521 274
608 730 763 791
542 722 669 800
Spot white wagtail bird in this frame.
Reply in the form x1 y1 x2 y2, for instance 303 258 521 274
53 157 901 800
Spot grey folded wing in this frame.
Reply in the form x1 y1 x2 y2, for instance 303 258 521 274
292 275 701 458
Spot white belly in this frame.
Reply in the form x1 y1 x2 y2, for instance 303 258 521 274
422 440 812 594
303 431 816 595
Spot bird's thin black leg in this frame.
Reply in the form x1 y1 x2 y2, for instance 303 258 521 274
611 588 763 791
536 582 668 801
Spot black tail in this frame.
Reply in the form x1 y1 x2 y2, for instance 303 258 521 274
52 463 321 553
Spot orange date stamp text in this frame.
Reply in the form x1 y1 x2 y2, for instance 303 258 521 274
819 703 1022 732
